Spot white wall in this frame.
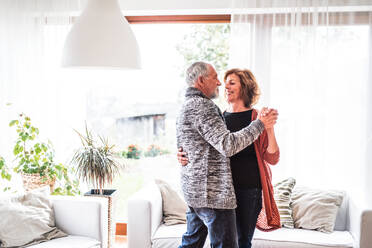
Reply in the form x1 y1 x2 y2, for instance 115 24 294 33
120 0 232 14
118 0 372 15
38 0 372 16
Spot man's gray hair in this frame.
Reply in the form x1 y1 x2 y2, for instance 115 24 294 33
185 62 210 86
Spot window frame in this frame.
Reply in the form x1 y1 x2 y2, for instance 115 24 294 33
124 12 370 25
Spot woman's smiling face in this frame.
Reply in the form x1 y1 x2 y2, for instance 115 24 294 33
225 73 242 103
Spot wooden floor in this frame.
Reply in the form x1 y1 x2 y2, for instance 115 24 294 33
114 235 127 248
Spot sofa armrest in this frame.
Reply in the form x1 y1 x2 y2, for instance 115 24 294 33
359 210 372 248
127 182 163 248
50 195 108 248
348 198 372 248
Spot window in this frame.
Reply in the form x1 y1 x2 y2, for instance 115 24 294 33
78 22 230 222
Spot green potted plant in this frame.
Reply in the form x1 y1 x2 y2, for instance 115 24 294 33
9 113 80 195
71 125 122 248
72 125 121 195
0 156 12 192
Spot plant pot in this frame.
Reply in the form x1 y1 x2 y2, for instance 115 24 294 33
84 189 117 248
21 172 55 192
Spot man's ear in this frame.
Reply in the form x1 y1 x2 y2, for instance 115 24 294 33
198 75 204 84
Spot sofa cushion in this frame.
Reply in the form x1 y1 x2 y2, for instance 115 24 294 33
155 179 187 225
292 186 344 233
0 187 67 247
273 177 296 228
152 224 210 248
152 223 354 248
253 228 354 248
27 235 100 248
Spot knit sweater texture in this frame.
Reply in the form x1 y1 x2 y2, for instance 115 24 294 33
176 87 264 209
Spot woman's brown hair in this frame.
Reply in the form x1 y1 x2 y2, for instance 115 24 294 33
224 68 261 108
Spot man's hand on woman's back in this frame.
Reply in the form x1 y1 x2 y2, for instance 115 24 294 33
177 147 189 166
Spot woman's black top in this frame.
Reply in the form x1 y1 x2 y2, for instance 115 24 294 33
223 109 262 189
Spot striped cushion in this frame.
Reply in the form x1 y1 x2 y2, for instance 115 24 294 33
273 177 296 228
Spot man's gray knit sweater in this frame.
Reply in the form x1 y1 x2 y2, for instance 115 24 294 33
176 87 265 209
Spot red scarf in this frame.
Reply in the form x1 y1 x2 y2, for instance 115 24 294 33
252 109 281 231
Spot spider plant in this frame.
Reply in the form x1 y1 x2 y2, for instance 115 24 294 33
71 125 121 195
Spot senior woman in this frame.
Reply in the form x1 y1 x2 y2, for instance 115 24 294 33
178 68 281 248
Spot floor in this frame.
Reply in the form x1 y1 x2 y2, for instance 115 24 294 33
114 235 128 248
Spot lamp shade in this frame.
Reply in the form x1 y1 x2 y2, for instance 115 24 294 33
62 0 141 69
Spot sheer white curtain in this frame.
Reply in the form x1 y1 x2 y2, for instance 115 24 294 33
229 0 372 205
0 0 160 192
0 0 89 188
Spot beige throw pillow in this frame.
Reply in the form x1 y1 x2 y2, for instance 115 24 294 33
273 177 296 228
155 179 187 226
0 186 67 247
291 186 344 233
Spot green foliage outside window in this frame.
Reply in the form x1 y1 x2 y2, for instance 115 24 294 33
119 144 170 159
176 24 231 109
176 24 231 77
144 144 170 157
126 145 142 159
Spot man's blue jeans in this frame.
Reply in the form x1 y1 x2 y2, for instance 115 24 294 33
179 207 238 248
235 188 262 248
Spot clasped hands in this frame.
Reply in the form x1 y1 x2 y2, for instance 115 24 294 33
258 107 278 129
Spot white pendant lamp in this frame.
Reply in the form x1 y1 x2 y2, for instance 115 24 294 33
62 0 141 69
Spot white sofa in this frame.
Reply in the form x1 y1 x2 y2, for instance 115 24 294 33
29 196 108 248
127 184 372 248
